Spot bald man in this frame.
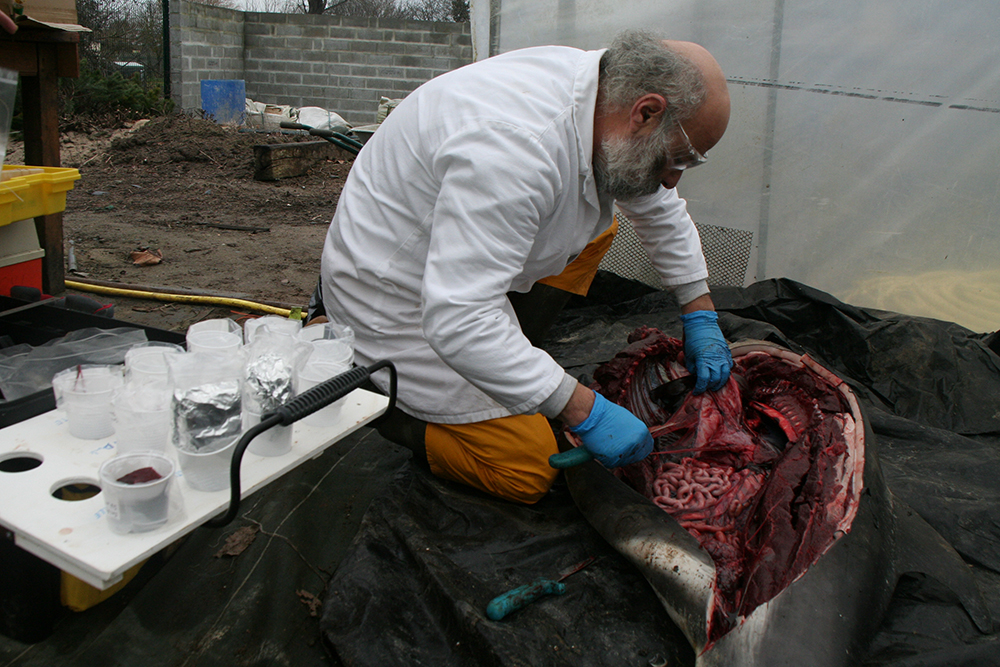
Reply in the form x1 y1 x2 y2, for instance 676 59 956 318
314 30 734 503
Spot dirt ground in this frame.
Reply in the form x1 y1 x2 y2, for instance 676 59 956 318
7 114 354 333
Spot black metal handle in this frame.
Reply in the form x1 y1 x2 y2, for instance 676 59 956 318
278 121 363 154
204 361 396 528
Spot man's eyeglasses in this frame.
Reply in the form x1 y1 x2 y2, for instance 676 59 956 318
667 124 707 171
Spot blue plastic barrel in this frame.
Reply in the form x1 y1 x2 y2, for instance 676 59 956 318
200 80 246 125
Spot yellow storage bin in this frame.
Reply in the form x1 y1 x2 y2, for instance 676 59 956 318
61 561 147 612
0 165 81 227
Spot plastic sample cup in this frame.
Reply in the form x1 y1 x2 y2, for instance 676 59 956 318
175 437 238 493
188 318 242 336
113 382 172 454
243 410 293 457
297 340 354 428
296 322 356 352
186 330 242 355
52 365 124 440
310 339 353 367
99 452 174 534
244 315 302 345
125 342 185 384
186 319 243 355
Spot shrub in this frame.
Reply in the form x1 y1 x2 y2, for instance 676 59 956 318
58 67 174 130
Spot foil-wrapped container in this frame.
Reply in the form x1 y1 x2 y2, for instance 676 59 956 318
243 352 296 415
172 379 242 453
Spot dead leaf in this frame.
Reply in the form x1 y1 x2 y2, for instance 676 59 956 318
214 524 260 558
130 248 163 266
297 589 322 617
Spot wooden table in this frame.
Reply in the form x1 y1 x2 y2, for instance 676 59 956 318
0 28 81 295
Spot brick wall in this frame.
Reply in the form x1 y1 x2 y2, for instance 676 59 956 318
171 1 473 126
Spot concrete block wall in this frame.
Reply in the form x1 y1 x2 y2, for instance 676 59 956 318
171 1 473 126
170 1 246 114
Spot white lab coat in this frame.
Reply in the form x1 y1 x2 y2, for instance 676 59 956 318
320 46 708 423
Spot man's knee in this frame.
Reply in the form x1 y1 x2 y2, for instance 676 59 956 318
424 414 560 504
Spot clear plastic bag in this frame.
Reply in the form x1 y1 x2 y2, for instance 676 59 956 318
0 66 18 165
0 328 148 401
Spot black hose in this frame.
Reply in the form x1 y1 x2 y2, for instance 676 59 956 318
278 121 364 155
204 361 397 528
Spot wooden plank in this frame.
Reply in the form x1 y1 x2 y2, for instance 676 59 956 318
55 41 79 78
0 27 80 45
21 44 64 293
33 212 63 293
0 28 81 76
252 140 349 181
0 41 37 74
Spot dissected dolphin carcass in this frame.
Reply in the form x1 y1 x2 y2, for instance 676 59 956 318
564 329 990 666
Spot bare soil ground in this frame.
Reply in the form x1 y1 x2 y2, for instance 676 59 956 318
7 114 353 332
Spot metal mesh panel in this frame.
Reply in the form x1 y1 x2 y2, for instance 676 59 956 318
598 211 753 289
696 221 754 287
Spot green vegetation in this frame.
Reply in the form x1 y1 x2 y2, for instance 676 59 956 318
58 68 174 130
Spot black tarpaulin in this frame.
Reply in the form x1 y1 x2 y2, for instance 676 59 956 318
1 278 998 666
0 431 412 666
320 277 1000 667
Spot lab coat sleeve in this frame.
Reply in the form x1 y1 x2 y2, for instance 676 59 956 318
615 188 709 287
420 122 571 415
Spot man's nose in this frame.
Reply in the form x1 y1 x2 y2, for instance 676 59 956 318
661 171 683 190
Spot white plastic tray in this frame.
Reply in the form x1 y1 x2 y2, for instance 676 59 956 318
0 389 389 590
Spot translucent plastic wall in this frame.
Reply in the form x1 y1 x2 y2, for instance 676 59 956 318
471 0 1000 333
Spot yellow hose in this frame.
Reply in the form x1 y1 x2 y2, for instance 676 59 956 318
65 280 295 317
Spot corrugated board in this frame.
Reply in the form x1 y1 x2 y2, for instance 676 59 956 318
0 0 87 31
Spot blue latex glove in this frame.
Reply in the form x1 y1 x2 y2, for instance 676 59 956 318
680 310 734 394
568 392 653 468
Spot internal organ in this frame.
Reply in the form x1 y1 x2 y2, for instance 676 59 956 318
592 328 856 645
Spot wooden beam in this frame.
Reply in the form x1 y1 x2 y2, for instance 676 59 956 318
55 42 79 78
0 41 37 73
252 141 350 181
21 43 64 293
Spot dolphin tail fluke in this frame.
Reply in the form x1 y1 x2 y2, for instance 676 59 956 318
893 501 992 633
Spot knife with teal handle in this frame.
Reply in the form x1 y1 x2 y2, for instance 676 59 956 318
485 556 597 621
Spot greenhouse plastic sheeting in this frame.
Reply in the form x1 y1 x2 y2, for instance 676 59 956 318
471 0 1000 334
321 276 1000 667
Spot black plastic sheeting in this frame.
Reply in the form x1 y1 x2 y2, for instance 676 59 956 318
0 430 411 666
322 278 1000 667
1 278 998 667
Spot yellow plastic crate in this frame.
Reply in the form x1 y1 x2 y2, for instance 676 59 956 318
0 165 81 227
61 561 147 612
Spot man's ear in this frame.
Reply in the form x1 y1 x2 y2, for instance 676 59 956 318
629 94 667 134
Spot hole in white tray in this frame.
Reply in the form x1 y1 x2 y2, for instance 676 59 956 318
51 478 102 501
0 452 44 473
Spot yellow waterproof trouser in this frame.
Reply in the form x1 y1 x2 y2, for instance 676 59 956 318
422 222 619 503
426 414 560 504
537 218 618 295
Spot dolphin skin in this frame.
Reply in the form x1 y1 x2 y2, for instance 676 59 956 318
564 333 990 666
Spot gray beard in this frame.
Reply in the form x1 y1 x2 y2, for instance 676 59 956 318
593 133 671 200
